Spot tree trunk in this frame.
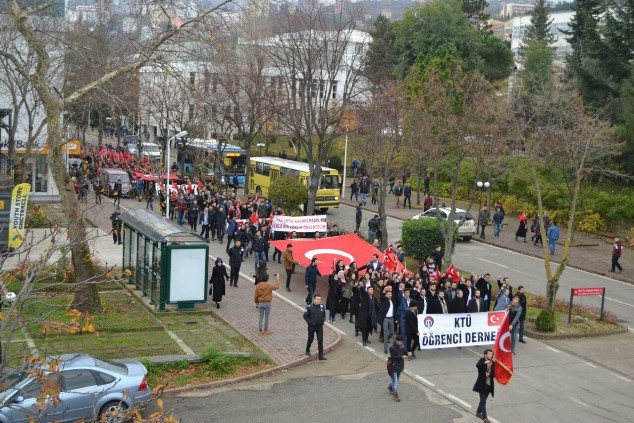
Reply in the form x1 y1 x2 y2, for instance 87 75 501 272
416 171 422 205
378 174 388 250
443 160 462 268
244 149 252 195
97 118 103 146
47 112 102 312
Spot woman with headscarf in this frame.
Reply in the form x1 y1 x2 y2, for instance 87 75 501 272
338 270 354 320
515 211 528 243
326 272 341 322
209 257 229 309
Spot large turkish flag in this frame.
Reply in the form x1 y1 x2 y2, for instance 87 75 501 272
270 233 405 276
493 312 514 385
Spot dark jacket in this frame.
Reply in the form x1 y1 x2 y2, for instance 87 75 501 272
389 341 407 374
473 357 495 397
326 276 341 312
226 220 238 237
252 236 266 253
357 289 377 333
209 265 229 302
404 309 418 337
305 264 321 287
467 297 486 313
376 297 396 323
517 292 527 321
449 296 467 313
304 303 326 328
228 245 243 267
355 206 362 223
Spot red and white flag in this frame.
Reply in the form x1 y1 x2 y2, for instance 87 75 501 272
444 264 460 283
383 244 397 272
493 312 514 385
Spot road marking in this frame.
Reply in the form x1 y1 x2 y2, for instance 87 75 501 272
604 297 634 308
414 375 436 387
477 258 510 269
545 346 561 353
445 394 471 409
364 346 374 352
488 418 502 423
569 397 589 407
585 362 597 368
610 372 632 383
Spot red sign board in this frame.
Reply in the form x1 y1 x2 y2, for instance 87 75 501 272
572 287 604 297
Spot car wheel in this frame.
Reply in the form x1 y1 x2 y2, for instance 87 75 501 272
318 207 329 213
99 401 129 423
462 236 472 242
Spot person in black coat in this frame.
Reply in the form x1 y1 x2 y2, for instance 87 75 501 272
326 273 341 322
227 240 244 288
473 349 495 422
349 279 363 328
449 289 467 313
476 273 493 310
209 258 229 308
358 285 377 346
404 301 419 358
467 290 486 313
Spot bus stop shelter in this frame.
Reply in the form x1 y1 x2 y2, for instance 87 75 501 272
120 209 209 311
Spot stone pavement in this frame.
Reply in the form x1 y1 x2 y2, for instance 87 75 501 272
68 194 340 367
341 179 634 286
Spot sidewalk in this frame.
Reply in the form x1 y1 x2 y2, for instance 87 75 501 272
341 182 634 286
67 196 341 367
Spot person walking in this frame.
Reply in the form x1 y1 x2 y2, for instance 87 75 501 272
473 349 495 422
514 211 528 242
610 237 624 273
355 203 362 233
112 178 122 206
393 181 404 208
478 207 490 239
350 179 359 201
305 258 321 305
93 178 103 204
376 289 396 354
145 186 155 211
209 258 229 309
403 183 412 209
282 244 300 292
110 207 122 245
508 295 522 355
228 239 244 287
387 335 411 402
304 294 327 360
492 207 504 238
547 220 560 255
254 273 280 335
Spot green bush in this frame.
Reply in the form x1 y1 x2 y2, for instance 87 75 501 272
328 155 343 173
401 217 457 260
535 310 556 332
269 175 308 215
200 346 237 375
576 210 608 233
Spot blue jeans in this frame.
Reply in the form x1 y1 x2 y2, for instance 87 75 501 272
494 223 502 237
511 323 520 352
177 210 184 224
306 283 315 304
254 251 266 273
361 192 367 204
329 310 337 321
389 371 401 396
548 240 557 255
258 302 271 331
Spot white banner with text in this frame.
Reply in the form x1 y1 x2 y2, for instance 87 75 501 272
271 215 328 233
417 311 506 349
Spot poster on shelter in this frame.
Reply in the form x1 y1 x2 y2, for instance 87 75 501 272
8 183 30 250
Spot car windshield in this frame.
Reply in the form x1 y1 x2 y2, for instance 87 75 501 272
142 145 160 154
454 212 473 221
108 174 130 183
93 358 128 375
319 175 339 189
424 209 447 219
0 373 32 403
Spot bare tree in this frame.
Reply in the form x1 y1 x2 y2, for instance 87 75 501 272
510 89 618 313
352 82 402 248
0 0 231 312
262 2 368 212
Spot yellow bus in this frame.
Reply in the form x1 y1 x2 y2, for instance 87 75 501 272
249 156 341 212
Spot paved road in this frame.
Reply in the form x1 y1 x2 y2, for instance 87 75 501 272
329 204 634 329
163 340 478 423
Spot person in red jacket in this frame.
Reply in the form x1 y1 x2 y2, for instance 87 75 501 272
610 237 623 273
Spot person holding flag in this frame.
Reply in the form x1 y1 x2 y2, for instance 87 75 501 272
473 349 496 422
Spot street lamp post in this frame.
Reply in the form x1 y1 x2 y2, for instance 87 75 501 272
256 143 265 156
476 181 490 234
165 131 187 219
341 126 349 200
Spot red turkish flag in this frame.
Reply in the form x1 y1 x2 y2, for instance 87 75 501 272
444 264 460 283
383 244 397 272
493 312 514 385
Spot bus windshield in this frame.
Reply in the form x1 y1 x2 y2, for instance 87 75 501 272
308 174 339 189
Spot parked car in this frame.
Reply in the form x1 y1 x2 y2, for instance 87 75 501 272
0 354 151 423
412 207 477 241
100 168 132 197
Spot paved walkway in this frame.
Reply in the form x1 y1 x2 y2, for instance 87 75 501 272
66 195 340 367
341 180 634 285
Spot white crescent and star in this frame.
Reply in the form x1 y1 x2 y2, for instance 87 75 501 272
498 332 512 353
303 248 355 262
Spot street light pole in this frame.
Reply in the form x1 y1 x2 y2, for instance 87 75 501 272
342 126 348 200
476 180 490 234
165 131 187 219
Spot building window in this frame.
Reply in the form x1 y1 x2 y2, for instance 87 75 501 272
331 81 338 99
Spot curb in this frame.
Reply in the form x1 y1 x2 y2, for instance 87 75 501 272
164 330 342 395
524 324 628 340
